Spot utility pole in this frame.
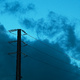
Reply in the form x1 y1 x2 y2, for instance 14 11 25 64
8 29 28 80
16 29 21 80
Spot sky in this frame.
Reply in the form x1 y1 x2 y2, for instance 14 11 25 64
0 0 80 80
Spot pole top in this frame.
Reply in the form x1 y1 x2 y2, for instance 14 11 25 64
9 29 27 35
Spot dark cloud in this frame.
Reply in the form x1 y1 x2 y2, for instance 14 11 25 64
20 18 35 29
0 23 80 80
27 3 35 11
4 1 21 13
65 25 76 49
21 40 80 80
21 11 79 47
0 1 35 15
20 11 80 67
20 11 76 44
0 24 16 80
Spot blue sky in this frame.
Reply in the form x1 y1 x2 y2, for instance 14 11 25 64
0 0 80 80
0 0 80 30
28 0 80 20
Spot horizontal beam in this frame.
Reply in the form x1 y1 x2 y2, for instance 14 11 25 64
8 41 28 47
8 41 17 43
8 52 17 55
9 29 27 35
9 29 18 32
8 52 28 58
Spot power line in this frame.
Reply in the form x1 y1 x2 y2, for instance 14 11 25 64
23 53 80 76
22 44 80 73
22 33 80 70
27 44 71 65
7 36 80 71
7 29 80 79
26 33 80 61
8 30 80 70
21 34 80 70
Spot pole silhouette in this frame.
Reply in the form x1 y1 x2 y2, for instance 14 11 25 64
16 29 21 80
8 29 27 80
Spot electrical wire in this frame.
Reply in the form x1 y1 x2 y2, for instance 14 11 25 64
22 45 80 75
6 29 80 78
7 30 80 71
26 34 80 61
21 38 80 70
27 44 71 65
23 53 80 76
